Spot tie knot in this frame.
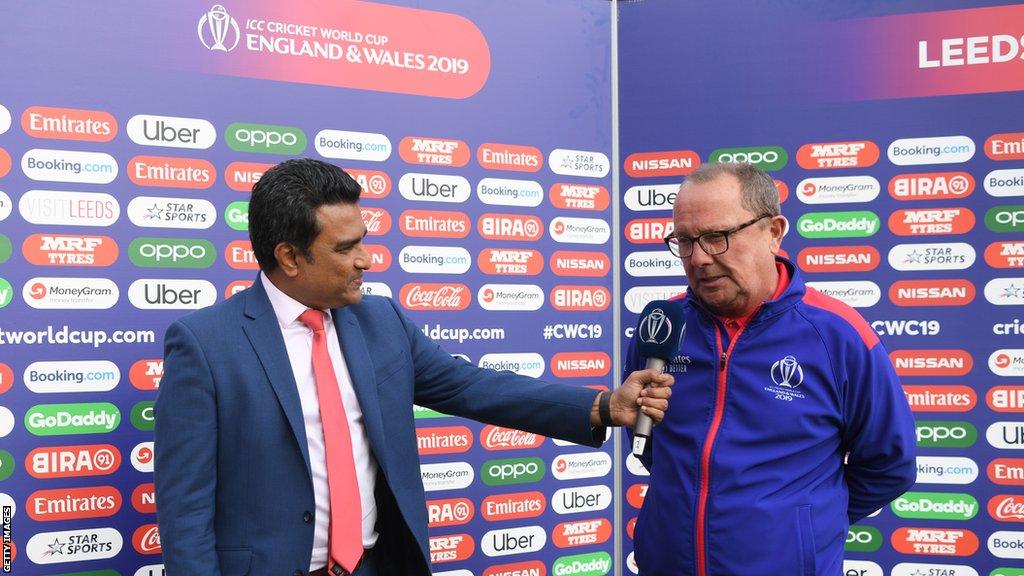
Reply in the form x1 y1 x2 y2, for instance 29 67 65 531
298 309 326 333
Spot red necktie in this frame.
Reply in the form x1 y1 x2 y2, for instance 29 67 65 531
298 310 363 574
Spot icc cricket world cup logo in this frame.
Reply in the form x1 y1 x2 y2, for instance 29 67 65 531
638 308 672 344
771 355 804 388
198 5 240 52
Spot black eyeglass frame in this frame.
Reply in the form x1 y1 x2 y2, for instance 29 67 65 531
663 214 773 258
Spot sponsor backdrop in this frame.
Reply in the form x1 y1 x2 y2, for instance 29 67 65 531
0 2 615 575
619 1 1024 575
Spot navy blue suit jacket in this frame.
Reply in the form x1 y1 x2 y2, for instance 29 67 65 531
154 280 602 575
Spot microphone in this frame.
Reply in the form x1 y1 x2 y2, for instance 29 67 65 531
631 300 686 458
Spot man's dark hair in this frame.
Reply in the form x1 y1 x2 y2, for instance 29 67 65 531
249 158 362 273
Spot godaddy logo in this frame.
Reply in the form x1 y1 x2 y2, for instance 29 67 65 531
129 237 216 268
916 420 977 448
225 201 249 231
845 526 882 552
797 211 880 238
481 457 545 486
0 277 12 308
0 233 10 263
891 491 978 520
413 405 448 419
709 146 788 171
226 122 306 155
552 551 612 576
25 402 121 435
991 568 1024 576
986 205 1024 233
0 450 13 481
131 401 155 431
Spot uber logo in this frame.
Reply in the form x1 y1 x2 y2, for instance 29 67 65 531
128 279 217 310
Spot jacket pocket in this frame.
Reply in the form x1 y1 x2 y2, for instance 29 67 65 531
216 547 253 576
797 505 816 576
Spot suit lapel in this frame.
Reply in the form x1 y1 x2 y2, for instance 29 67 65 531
334 306 388 469
241 280 312 476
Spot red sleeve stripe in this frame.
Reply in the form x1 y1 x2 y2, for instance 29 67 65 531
802 287 879 349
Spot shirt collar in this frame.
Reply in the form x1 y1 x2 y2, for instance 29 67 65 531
260 272 333 329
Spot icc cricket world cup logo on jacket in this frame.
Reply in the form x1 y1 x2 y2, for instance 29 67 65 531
771 355 804 388
638 308 672 344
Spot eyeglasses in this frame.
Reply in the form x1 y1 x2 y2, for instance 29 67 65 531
664 214 772 258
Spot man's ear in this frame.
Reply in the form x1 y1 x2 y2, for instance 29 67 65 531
769 215 788 255
274 242 302 278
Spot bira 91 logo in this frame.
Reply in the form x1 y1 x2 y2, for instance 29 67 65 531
345 167 391 199
889 171 975 200
21 105 117 142
416 426 473 456
482 457 545 486
626 217 673 244
483 560 546 576
477 248 544 276
399 209 469 238
26 527 123 564
892 492 979 521
361 206 392 236
401 283 470 311
797 246 879 273
986 241 1024 268
551 285 609 312
225 161 274 192
27 485 122 521
990 495 1024 522
427 497 474 528
890 349 972 376
133 524 161 554
480 425 545 451
26 444 121 479
989 386 1024 413
430 534 475 564
130 359 162 390
986 132 1024 161
481 491 546 522
891 527 980 556
553 519 612 548
549 183 610 211
482 526 546 557
550 251 610 277
127 155 215 189
623 150 700 178
889 279 975 307
477 142 543 172
22 234 118 266
399 136 469 167
889 207 976 236
904 385 977 413
796 140 879 169
550 352 610 378
478 213 543 241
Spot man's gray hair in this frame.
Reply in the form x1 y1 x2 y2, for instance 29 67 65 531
682 162 781 217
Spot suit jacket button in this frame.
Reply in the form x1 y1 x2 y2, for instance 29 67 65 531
293 571 303 576
302 510 313 523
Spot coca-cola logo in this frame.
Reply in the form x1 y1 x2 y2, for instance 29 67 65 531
400 283 470 311
990 495 1024 521
481 425 545 450
360 207 392 235
133 524 162 554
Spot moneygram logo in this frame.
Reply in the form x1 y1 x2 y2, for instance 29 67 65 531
797 211 879 238
624 285 686 314
553 485 612 514
987 241 1024 269
25 403 121 436
346 167 391 198
224 200 249 231
551 217 610 244
550 148 610 178
796 140 879 169
21 148 118 184
988 422 1024 449
399 136 469 167
19 190 119 226
805 281 880 308
22 234 118 266
550 352 610 378
478 284 544 311
427 497 474 528
796 176 880 204
889 171 974 200
129 359 162 390
549 183 609 211
916 421 978 448
482 457 545 486
987 132 1024 161
315 129 390 161
890 349 972 376
551 285 610 312
399 246 471 274
400 283 470 311
429 533 474 564
482 526 545 557
127 155 216 188
27 486 122 521
889 207 975 236
477 248 543 276
985 168 1024 198
224 161 273 192
888 242 975 271
476 213 542 241
797 246 879 273
904 385 977 413
551 251 610 277
21 105 117 142
197 4 240 51
552 551 612 576
624 250 684 277
845 526 883 552
989 386 1024 413
126 114 216 149
987 205 1024 233
626 217 673 244
709 146 787 171
23 277 118 309
479 353 544 378
129 237 216 268
990 349 1024 376
477 142 543 172
399 209 469 238
480 426 545 451
888 135 976 166
990 495 1024 522
476 178 543 207
26 527 123 564
416 426 473 456
551 452 612 480
400 173 471 203
891 527 979 556
986 278 1024 305
24 360 119 393
917 456 979 484
26 444 120 478
889 279 975 307
623 150 699 178
132 441 155 473
226 122 306 155
624 184 677 211
481 491 545 522
127 196 216 229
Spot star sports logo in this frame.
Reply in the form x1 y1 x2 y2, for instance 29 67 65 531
198 4 240 52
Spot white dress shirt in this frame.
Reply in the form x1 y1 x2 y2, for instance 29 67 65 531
261 273 379 570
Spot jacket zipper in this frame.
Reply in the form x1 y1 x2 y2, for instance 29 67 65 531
695 324 745 576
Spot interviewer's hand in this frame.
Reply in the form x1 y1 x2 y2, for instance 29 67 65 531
608 369 674 428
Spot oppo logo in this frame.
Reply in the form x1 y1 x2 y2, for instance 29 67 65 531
127 196 216 229
990 349 1024 376
891 564 976 576
624 184 678 211
400 283 470 311
987 168 1024 198
314 129 390 161
477 248 543 276
552 485 611 514
798 246 878 273
478 353 544 378
987 205 1024 232
916 456 979 484
399 136 469 167
845 526 882 552
476 178 543 207
477 142 543 172
551 286 610 312
479 213 543 241
27 485 122 521
916 421 977 448
481 491 546 522
795 176 880 204
429 533 474 564
796 140 879 169
549 148 610 178
890 349 972 376
551 452 612 480
624 150 699 178
24 277 118 309
805 281 880 308
482 457 545 486
226 122 306 154
709 146 787 171
889 171 974 200
889 279 975 307
625 217 672 244
904 385 976 413
399 173 470 203
989 386 1024 412
988 422 1024 449
127 114 216 149
986 278 1024 305
549 182 609 211
427 497 474 528
478 284 544 311
26 527 123 564
26 444 121 478
420 462 474 492
624 285 686 314
416 426 473 456
19 190 119 226
889 207 975 236
482 526 546 557
550 251 610 277
888 242 975 271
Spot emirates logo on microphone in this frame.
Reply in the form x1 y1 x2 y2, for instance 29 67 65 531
638 308 672 344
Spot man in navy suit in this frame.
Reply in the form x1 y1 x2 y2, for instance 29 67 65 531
154 159 673 576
